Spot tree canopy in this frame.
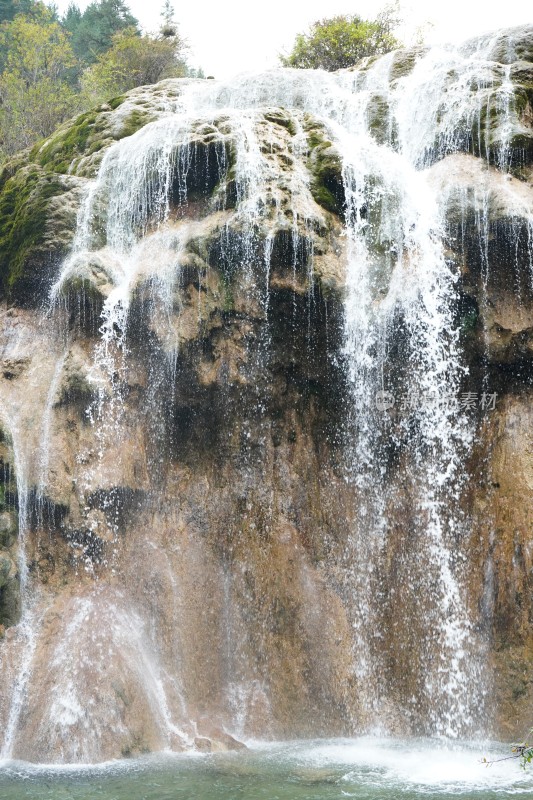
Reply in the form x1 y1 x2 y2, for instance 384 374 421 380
280 7 402 71
82 24 187 103
0 0 35 25
62 0 140 64
0 4 79 153
0 0 197 161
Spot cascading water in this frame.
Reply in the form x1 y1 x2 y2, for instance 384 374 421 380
1 25 533 762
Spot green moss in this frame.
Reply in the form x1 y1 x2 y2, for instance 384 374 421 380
263 110 297 136
219 272 235 313
460 307 479 335
366 93 394 146
87 140 106 155
0 164 64 295
511 86 533 116
309 132 332 150
389 47 425 82
32 110 101 174
357 54 380 73
310 183 341 215
58 275 104 304
108 95 126 110
304 119 332 151
29 103 153 176
475 85 533 169
117 109 154 139
302 118 345 215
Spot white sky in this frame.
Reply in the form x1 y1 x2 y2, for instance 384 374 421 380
54 0 532 79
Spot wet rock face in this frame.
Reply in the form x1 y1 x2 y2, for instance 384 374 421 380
1 27 533 762
0 436 19 631
0 95 353 761
426 153 533 364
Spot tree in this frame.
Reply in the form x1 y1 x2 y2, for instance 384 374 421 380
280 6 402 71
61 1 82 35
0 4 79 156
160 0 176 37
81 24 187 103
0 0 35 25
62 0 139 64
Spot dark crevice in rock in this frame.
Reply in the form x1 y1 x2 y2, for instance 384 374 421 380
87 487 147 534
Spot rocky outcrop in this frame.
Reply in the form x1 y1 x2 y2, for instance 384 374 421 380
1 26 533 763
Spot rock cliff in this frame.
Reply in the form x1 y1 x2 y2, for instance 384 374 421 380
0 26 533 762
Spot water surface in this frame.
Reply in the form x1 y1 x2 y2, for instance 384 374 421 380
1 738 532 799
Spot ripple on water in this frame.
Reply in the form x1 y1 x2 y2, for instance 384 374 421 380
0 739 532 799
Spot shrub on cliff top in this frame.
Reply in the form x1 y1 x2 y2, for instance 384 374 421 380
280 4 402 71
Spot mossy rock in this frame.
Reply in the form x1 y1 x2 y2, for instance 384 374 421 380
304 120 345 217
366 93 395 146
389 47 426 82
0 511 17 548
31 105 155 176
423 67 533 171
0 571 20 627
117 109 155 140
263 110 297 136
0 555 13 589
350 54 380 75
477 83 533 170
31 109 104 174
0 93 162 302
488 26 533 65
510 61 533 89
0 163 69 299
108 95 127 110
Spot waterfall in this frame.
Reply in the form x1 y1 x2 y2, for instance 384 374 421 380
0 398 49 758
1 25 532 761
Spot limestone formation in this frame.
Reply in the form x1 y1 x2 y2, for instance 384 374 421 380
0 25 533 763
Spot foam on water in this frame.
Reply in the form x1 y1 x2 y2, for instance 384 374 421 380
1 739 531 797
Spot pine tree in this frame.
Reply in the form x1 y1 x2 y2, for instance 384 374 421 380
160 0 176 38
67 0 140 64
0 0 35 25
62 1 82 35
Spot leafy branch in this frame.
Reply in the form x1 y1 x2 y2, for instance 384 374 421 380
482 730 533 769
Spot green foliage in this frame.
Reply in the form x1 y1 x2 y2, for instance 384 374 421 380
0 0 35 26
482 730 533 770
160 0 177 38
62 0 140 65
81 24 187 103
0 1 16 24
512 732 533 768
62 0 81 32
280 5 402 71
0 0 197 166
0 5 80 157
0 0 196 164
0 3 75 78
